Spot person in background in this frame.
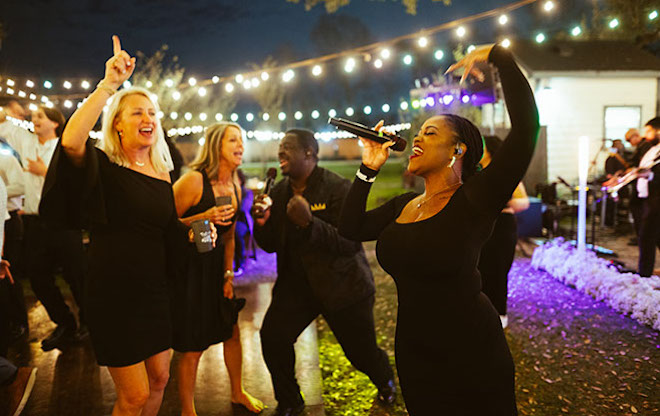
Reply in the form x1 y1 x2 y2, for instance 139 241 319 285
604 139 628 179
478 135 529 329
636 118 660 277
234 169 253 275
253 128 395 416
0 177 37 416
0 147 28 343
0 104 86 352
172 122 264 415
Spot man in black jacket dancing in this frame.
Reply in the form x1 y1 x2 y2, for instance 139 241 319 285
253 128 395 416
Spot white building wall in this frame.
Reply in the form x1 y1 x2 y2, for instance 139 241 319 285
534 76 657 183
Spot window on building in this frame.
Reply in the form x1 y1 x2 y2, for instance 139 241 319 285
604 106 641 145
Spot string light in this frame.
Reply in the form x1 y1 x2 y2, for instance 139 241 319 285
501 38 511 48
165 79 174 87
29 93 36 100
417 37 429 48
198 87 207 97
170 112 178 120
212 76 220 84
374 59 383 69
312 65 323 77
123 80 131 89
6 79 14 86
18 91 26 98
199 113 207 121
608 18 619 29
63 81 72 89
382 104 390 113
650 10 658 20
467 45 476 53
400 101 409 110
456 26 466 38
328 109 337 117
251 78 260 88
311 110 320 119
235 74 244 83
434 50 444 60
184 112 192 121
294 111 303 120
571 26 582 37
536 33 546 43
498 15 508 25
261 72 269 81
215 113 223 121
225 83 235 93
262 113 270 121
26 80 34 88
43 81 52 89
543 1 554 12
29 103 38 112
243 80 252 90
363 105 372 115
172 91 181 100
380 49 391 59
231 113 239 122
346 107 354 116
278 112 286 121
282 69 295 83
403 54 413 65
246 113 254 122
344 58 356 73
188 77 197 86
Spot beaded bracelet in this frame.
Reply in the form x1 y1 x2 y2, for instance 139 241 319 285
96 80 117 96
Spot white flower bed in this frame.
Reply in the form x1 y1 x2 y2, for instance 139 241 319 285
531 238 660 331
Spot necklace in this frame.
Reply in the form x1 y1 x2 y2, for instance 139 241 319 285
134 161 145 167
416 183 461 209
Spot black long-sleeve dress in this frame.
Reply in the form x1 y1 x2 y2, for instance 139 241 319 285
40 141 188 367
339 46 539 415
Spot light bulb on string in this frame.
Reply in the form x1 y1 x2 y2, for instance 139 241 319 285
609 19 619 29
172 91 181 101
29 93 36 100
363 106 372 115
278 112 286 121
122 80 131 89
417 37 429 48
261 72 269 81
543 1 554 12
344 58 356 73
328 109 337 118
145 80 153 88
6 79 14 87
212 76 220 84
225 83 234 93
400 101 409 111
382 104 390 113
198 87 207 97
215 113 223 121
43 81 52 89
26 80 34 88
199 113 207 121
294 111 303 120
170 112 178 120
184 112 192 121
571 26 582 37
246 113 254 122
374 59 383 69
311 110 320 119
282 69 295 83
403 55 413 65
380 49 391 59
501 38 511 48
262 113 270 121
456 26 466 38
434 50 444 60
312 65 323 77
243 80 252 90
188 77 197 86
231 113 239 122
18 91 26 98
235 74 244 83
63 81 72 89
251 78 260 88
498 15 508 25
467 45 476 53
535 33 546 43
649 10 658 20
346 107 354 116
165 79 174 87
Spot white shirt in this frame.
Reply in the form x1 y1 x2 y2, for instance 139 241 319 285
0 179 7 261
0 152 25 212
0 120 59 215
636 143 660 199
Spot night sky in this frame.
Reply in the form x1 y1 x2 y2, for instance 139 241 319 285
0 0 592 123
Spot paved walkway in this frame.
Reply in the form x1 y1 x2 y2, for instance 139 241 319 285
6 251 325 416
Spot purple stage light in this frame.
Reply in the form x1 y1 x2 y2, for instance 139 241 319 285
442 94 454 105
461 95 470 104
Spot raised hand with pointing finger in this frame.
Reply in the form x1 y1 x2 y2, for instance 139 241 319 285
101 35 136 91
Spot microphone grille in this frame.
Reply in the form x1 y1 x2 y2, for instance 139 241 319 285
267 167 277 179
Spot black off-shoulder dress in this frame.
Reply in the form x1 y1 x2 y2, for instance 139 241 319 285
339 46 539 415
41 142 188 367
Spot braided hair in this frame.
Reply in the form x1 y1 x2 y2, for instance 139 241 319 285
442 114 484 180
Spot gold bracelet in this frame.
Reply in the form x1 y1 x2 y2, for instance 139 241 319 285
96 80 117 96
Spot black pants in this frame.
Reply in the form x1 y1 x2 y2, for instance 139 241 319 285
260 284 393 407
630 194 643 238
479 213 518 315
23 215 86 329
638 197 660 277
1 211 28 329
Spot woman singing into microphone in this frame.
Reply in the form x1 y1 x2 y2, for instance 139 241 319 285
338 44 539 415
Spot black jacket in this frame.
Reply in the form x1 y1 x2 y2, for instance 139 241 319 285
254 166 375 312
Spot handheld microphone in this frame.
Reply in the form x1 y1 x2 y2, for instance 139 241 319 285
328 117 407 152
264 167 277 195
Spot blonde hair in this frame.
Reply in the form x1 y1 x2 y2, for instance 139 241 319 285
100 87 173 174
189 122 244 180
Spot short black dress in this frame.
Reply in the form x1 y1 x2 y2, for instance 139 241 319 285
339 46 539 415
171 170 242 352
40 141 188 367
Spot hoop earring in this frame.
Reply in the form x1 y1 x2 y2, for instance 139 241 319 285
448 156 456 168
